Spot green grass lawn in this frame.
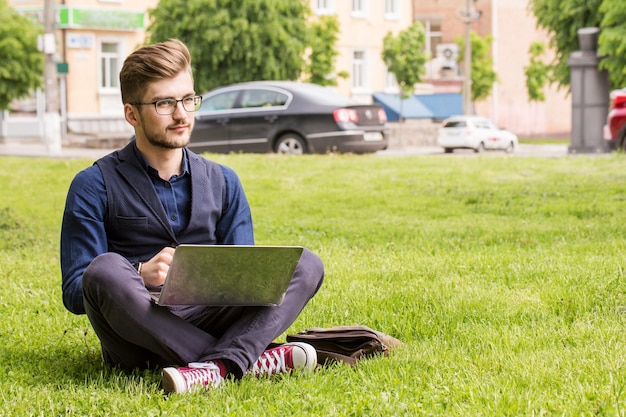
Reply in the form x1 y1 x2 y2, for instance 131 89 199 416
518 137 570 145
2 152 626 416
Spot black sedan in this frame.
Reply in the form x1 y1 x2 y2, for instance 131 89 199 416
189 81 389 155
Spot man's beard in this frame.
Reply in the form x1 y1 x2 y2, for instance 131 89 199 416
146 130 190 149
140 120 191 149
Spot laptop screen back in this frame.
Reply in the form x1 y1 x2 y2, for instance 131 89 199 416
157 245 303 306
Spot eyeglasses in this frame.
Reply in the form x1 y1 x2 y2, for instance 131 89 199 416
130 95 203 115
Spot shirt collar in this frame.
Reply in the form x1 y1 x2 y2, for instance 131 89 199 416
132 141 191 178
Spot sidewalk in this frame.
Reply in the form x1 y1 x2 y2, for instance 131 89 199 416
0 137 116 159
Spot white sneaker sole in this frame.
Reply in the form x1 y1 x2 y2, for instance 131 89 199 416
162 367 186 394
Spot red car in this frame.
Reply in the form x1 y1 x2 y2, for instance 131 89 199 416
604 89 626 150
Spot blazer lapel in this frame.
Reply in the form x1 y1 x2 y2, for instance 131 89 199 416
115 143 177 242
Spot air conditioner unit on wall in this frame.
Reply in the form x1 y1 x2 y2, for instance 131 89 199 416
436 43 459 71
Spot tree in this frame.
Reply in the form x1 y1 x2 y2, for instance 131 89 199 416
529 0 604 90
456 31 497 103
381 22 428 99
0 0 43 111
524 41 551 102
598 1 626 88
146 0 309 93
304 15 348 87
524 41 552 136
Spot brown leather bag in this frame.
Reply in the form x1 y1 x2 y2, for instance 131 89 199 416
285 325 402 366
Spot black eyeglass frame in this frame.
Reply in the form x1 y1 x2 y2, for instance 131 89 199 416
130 95 203 115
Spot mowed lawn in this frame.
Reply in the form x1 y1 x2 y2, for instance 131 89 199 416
1 151 626 416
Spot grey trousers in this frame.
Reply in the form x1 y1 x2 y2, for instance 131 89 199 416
82 248 324 377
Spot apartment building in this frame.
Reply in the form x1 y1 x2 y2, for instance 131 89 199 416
414 0 571 137
7 0 568 139
7 0 412 139
9 0 156 137
311 0 413 102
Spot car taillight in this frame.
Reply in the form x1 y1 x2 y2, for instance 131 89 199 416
614 94 626 109
378 109 387 123
334 108 359 123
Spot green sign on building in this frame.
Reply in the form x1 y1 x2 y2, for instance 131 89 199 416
17 6 145 31
57 6 145 31
56 62 69 74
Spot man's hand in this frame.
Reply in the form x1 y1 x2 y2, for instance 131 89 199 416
139 247 176 288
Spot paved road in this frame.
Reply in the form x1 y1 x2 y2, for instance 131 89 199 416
0 139 578 159
378 144 571 158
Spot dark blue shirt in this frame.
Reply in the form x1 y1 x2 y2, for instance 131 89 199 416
143 147 191 236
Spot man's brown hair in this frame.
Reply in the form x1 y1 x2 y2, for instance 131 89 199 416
119 39 193 104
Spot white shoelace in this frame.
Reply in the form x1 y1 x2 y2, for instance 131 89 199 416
184 362 223 388
251 347 288 376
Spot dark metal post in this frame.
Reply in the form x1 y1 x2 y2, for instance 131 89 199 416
567 27 610 153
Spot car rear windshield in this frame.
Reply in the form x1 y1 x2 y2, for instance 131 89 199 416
444 121 467 128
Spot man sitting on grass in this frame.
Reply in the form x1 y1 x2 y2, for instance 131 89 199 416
59 39 324 394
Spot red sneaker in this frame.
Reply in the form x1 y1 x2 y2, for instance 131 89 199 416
250 342 317 376
162 361 224 394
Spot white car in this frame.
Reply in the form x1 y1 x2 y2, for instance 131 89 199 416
437 115 518 153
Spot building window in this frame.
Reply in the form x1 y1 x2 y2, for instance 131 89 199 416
314 0 335 15
384 0 400 20
100 41 120 90
423 20 443 59
352 49 367 90
352 0 368 18
385 70 399 94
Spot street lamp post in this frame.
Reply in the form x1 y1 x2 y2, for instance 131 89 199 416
43 0 61 154
463 0 472 114
458 0 479 115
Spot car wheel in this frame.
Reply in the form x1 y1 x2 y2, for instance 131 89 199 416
504 141 515 153
475 142 485 153
275 133 306 155
443 147 453 154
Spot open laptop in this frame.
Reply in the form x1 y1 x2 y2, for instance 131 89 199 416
150 244 303 306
